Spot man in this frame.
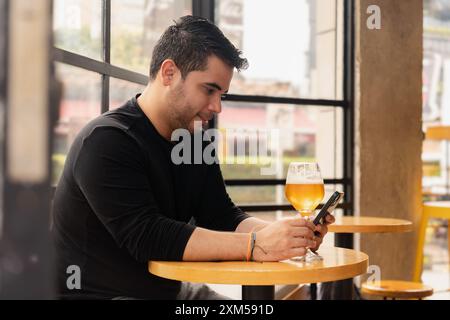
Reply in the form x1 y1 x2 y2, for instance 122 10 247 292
52 15 334 300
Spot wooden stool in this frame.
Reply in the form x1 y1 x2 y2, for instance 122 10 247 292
361 280 433 300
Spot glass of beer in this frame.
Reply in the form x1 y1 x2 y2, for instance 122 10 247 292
285 162 324 262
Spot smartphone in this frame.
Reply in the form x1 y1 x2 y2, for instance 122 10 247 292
313 191 344 226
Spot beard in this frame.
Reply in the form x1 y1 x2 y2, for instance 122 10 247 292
167 82 195 132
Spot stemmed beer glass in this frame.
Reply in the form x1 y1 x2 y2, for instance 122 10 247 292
285 162 324 261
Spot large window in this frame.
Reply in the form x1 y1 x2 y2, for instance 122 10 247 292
111 0 191 74
54 0 102 60
109 77 146 109
214 0 351 229
52 0 190 183
217 0 343 100
52 0 354 229
52 63 102 184
423 0 450 197
421 0 450 299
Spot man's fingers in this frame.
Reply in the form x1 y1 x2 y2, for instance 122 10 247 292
291 227 315 239
305 219 316 230
325 214 335 224
314 224 328 236
314 234 323 245
291 237 316 248
287 218 315 230
286 217 307 226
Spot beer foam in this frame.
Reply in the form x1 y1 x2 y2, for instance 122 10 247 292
286 176 323 184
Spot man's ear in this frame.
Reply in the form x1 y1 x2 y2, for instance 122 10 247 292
160 59 178 86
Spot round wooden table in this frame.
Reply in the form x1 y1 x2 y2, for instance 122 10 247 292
328 216 413 234
149 246 368 300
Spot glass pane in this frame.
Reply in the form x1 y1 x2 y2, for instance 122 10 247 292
216 0 343 100
109 78 146 110
227 184 341 207
218 101 343 180
53 0 102 60
53 63 102 185
227 186 277 204
111 0 192 75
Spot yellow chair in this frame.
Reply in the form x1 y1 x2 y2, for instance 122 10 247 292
418 125 450 281
362 126 450 300
361 202 450 300
413 202 450 282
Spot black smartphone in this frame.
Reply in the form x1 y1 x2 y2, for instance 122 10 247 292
313 191 344 226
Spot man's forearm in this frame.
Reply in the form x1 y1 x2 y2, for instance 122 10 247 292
235 217 270 233
182 227 249 261
182 217 317 262
182 218 270 261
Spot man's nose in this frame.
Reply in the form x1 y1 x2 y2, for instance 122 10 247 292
208 95 222 114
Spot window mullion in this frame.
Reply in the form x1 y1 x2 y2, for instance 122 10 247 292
101 0 111 113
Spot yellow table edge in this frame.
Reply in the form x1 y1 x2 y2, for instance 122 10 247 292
362 280 434 299
149 247 369 286
328 216 413 233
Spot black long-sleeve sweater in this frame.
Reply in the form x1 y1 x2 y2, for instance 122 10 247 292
52 95 250 299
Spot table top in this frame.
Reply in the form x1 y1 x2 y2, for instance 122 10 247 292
327 216 413 233
148 246 368 286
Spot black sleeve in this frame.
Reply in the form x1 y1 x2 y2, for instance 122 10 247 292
194 162 251 231
73 127 195 262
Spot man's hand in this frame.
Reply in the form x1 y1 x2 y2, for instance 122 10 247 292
310 214 336 252
252 217 316 261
